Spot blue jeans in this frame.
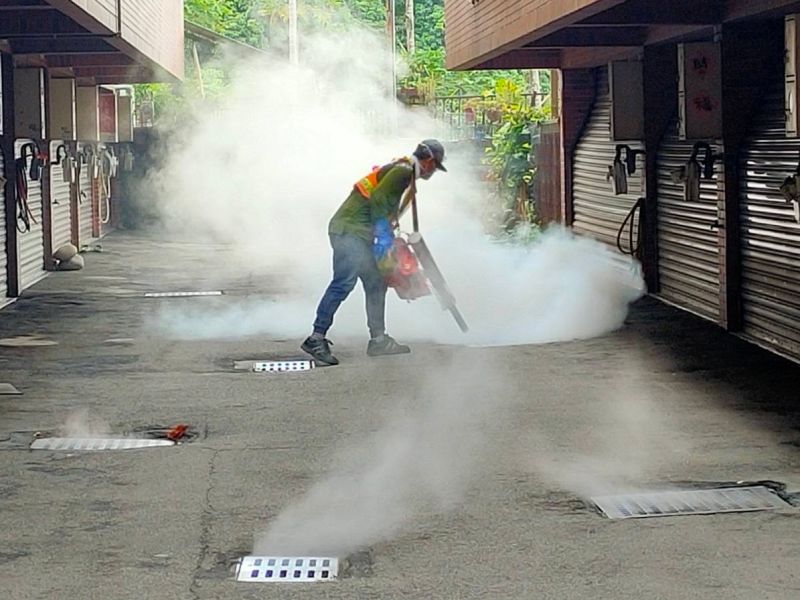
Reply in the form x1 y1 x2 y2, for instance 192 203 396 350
313 234 387 338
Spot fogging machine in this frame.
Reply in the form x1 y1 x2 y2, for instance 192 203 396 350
384 184 469 333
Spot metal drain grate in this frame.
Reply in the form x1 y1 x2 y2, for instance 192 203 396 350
592 486 791 520
237 556 339 583
30 437 176 451
252 360 315 373
144 291 223 298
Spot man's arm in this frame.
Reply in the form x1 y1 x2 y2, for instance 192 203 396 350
369 164 413 273
369 164 414 227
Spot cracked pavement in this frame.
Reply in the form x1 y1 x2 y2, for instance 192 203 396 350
0 232 799 599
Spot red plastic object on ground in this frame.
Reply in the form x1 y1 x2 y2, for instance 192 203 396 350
166 424 189 441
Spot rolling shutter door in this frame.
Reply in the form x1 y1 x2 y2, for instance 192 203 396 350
572 69 644 247
656 124 722 321
77 142 94 245
50 141 73 251
15 139 46 291
740 83 800 360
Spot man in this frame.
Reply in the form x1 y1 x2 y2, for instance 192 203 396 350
301 139 447 366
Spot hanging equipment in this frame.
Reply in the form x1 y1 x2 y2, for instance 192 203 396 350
15 143 38 233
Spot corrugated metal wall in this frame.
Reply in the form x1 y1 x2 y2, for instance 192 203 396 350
0 148 7 300
740 83 800 360
77 142 94 246
572 69 644 246
656 123 722 321
50 141 73 251
15 139 46 290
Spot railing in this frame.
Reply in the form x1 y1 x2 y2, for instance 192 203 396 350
431 93 537 142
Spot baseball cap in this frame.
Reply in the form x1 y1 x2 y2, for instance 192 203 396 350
416 139 447 172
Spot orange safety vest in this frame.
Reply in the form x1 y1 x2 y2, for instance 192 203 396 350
354 157 413 199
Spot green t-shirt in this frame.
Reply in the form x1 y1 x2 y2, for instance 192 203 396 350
328 161 414 242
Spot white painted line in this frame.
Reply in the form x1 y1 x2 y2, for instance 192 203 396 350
144 291 223 298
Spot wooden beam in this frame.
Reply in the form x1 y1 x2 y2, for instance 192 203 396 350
9 39 117 54
645 25 717 45
473 49 561 70
447 0 629 70
45 54 135 68
724 0 800 21
73 66 151 79
560 47 640 69
528 26 648 47
580 0 723 25
0 10 86 35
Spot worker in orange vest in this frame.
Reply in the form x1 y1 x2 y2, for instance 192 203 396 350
302 140 447 365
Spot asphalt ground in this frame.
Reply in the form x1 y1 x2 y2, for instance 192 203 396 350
0 232 798 600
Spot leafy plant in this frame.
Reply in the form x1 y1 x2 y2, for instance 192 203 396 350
480 79 551 234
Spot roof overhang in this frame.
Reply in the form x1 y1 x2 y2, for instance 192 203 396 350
0 0 182 84
446 0 800 70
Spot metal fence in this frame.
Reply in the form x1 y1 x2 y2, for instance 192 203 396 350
431 93 537 142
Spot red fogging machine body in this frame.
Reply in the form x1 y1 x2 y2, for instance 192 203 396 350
385 233 469 333
385 237 430 301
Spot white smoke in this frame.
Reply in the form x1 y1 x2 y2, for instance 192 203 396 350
254 352 508 556
60 409 111 439
141 26 649 556
146 30 644 346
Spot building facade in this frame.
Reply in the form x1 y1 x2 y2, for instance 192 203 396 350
1 0 183 303
445 0 800 364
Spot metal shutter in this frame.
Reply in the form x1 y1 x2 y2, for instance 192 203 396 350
740 83 800 361
15 139 46 291
0 149 7 301
50 141 73 251
656 124 722 321
572 69 644 246
98 143 112 238
77 142 94 245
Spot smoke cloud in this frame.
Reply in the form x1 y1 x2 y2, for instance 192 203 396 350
59 409 111 439
145 30 644 346
254 352 509 556
142 25 649 556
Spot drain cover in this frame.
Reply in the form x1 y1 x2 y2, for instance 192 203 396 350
252 360 314 373
592 486 792 520
237 556 338 582
30 437 176 451
0 335 58 347
0 383 22 395
144 291 223 298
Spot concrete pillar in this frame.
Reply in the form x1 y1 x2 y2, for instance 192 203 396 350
117 92 133 142
76 85 99 141
49 78 76 140
14 68 45 139
99 87 117 143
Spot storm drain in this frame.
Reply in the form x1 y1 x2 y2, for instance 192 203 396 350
30 437 175 451
237 556 339 583
591 486 792 520
144 291 223 298
253 360 315 373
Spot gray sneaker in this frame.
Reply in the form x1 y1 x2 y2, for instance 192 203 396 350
367 335 411 357
301 336 339 366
